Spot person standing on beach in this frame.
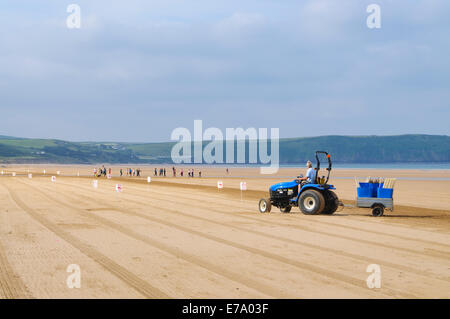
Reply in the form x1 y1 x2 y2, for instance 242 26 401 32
163 168 166 177
180 168 183 177
120 169 123 176
154 168 157 176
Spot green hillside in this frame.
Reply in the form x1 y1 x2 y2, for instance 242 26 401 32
0 134 448 164
278 135 450 163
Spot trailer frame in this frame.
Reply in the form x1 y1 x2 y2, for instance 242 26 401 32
356 197 393 217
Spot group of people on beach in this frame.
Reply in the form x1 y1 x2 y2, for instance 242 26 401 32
120 168 141 177
93 165 111 177
93 166 226 178
155 168 166 177
154 167 202 178
93 166 141 177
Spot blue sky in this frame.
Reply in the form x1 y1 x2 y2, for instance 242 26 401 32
0 0 449 142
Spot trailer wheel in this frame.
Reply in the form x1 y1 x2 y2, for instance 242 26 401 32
372 204 384 217
258 198 271 213
298 190 325 215
321 190 339 215
280 206 292 213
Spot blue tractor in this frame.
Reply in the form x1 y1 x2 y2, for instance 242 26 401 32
258 151 341 215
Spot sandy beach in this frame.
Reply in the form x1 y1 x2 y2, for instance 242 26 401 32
0 165 449 298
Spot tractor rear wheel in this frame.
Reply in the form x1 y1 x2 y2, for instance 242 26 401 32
280 206 292 213
258 198 271 213
322 190 339 215
298 190 325 215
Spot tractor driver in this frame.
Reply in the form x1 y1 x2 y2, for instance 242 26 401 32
297 161 316 184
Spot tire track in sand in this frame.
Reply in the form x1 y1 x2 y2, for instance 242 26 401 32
79 180 450 262
14 181 290 298
54 181 450 284
62 176 450 249
122 178 450 248
26 181 417 298
111 206 450 283
127 182 450 249
3 184 169 299
0 238 32 298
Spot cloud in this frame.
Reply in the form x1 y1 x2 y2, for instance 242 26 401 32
215 12 267 30
0 0 449 141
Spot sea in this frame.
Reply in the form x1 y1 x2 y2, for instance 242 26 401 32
203 162 450 170
281 163 450 170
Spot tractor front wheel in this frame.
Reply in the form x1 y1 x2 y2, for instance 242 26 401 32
258 198 271 213
298 190 325 215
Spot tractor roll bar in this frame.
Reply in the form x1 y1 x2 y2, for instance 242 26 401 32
315 151 332 184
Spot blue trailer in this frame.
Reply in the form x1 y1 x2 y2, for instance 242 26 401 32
356 182 394 216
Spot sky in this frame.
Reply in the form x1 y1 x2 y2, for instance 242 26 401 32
0 0 449 142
